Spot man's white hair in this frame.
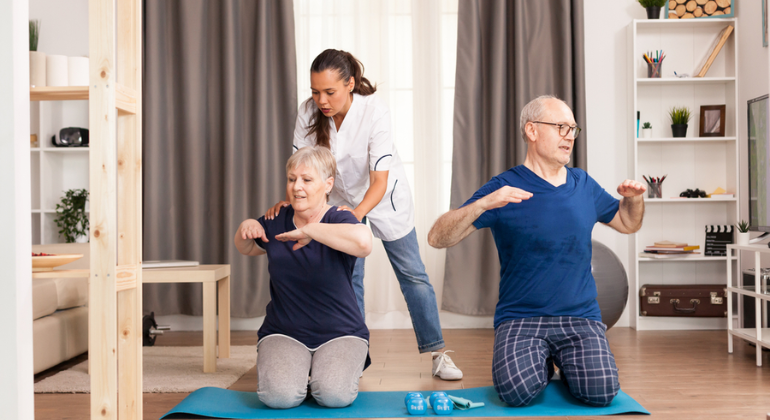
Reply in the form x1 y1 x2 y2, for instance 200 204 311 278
519 95 569 142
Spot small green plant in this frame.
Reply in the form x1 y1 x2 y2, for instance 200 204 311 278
668 106 692 125
54 189 89 243
29 20 40 52
642 122 652 129
637 0 667 7
736 220 750 233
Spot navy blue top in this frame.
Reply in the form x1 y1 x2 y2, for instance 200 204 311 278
255 206 369 348
461 166 620 328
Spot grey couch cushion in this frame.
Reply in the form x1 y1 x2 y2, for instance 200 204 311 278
53 277 88 310
32 279 59 321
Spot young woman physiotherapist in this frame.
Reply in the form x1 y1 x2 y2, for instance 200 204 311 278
267 49 462 380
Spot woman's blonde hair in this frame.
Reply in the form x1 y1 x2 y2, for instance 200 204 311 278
286 146 337 183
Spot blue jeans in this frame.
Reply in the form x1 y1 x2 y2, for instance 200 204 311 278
351 227 445 353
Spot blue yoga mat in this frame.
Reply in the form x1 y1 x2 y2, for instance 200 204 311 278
161 383 649 419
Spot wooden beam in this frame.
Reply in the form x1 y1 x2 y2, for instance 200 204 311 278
89 0 118 418
115 264 138 291
116 0 143 418
116 83 137 115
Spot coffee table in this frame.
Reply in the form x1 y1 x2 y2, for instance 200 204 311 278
142 264 231 373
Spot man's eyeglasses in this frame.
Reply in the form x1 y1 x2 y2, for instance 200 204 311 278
532 121 581 139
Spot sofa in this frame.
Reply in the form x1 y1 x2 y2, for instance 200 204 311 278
32 243 89 374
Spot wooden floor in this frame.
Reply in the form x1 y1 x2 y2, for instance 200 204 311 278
34 327 770 419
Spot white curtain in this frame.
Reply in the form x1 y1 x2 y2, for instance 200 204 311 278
293 0 458 326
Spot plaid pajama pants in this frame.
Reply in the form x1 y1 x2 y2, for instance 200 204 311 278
492 316 619 407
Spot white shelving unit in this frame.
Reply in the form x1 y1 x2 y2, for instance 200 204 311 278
627 18 740 330
726 244 770 366
30 89 89 244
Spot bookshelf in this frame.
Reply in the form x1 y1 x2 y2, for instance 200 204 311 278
627 18 740 331
726 244 770 367
30 96 89 244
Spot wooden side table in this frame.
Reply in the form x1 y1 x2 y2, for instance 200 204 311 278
142 264 231 373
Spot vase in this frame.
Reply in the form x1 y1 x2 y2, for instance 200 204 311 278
75 232 89 243
736 231 750 246
29 51 46 87
671 124 688 138
642 128 652 138
646 6 661 19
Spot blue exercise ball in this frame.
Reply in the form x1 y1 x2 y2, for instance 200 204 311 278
591 240 628 329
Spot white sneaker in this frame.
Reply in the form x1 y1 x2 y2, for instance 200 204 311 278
431 350 463 380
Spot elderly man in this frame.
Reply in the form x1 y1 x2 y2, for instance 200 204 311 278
428 95 645 407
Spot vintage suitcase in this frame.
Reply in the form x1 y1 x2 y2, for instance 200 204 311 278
639 284 726 317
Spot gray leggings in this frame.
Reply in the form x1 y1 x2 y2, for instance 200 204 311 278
257 335 368 409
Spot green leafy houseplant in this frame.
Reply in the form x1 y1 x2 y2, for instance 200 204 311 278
669 106 692 125
29 20 40 52
736 220 750 233
54 189 89 243
637 0 667 7
642 122 652 129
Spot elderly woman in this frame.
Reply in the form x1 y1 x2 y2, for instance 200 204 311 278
234 146 372 409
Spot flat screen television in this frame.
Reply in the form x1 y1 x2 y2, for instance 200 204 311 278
748 94 770 234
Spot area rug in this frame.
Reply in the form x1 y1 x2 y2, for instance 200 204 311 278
161 383 649 419
34 346 256 393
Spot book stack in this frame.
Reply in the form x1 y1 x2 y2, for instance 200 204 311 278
641 241 700 259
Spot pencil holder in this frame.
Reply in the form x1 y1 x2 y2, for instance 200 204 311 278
647 182 662 199
647 62 662 78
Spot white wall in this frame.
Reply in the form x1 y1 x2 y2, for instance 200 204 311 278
584 0 641 328
736 0 769 219
735 0 770 272
1 0 34 417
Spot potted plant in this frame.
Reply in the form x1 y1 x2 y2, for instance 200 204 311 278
637 0 666 19
735 220 750 246
669 106 692 138
29 19 46 87
54 188 89 243
641 122 653 138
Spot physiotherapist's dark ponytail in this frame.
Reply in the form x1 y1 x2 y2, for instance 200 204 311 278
306 49 377 148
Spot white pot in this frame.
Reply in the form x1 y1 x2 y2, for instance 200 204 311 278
736 231 750 246
29 51 46 87
67 56 89 86
641 128 652 138
46 54 69 87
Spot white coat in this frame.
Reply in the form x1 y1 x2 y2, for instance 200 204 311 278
293 93 414 242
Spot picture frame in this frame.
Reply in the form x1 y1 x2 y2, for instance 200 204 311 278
666 0 734 19
699 105 726 137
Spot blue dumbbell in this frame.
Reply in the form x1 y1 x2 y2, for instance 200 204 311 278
406 396 428 415
433 396 454 415
404 392 424 407
429 391 448 408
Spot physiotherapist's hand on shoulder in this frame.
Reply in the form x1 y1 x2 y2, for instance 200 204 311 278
265 200 290 220
275 228 312 251
336 205 363 222
616 180 646 198
477 186 533 210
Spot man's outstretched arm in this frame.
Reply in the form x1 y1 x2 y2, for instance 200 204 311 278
606 179 646 234
428 186 533 248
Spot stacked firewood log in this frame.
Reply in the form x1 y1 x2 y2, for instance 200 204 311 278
668 0 731 19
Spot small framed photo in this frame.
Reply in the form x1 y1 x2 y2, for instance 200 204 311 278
699 105 726 137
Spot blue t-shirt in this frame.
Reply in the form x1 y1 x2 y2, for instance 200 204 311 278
462 166 620 328
255 206 369 348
